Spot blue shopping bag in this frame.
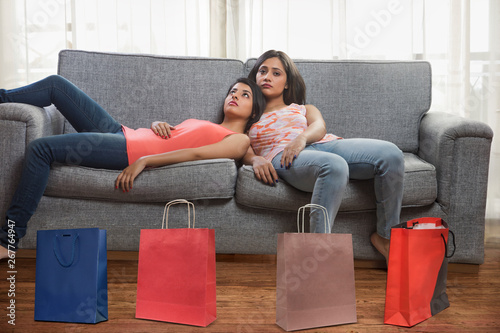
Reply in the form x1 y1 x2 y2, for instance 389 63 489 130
34 228 108 323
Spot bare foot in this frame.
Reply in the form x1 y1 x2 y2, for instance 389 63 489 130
0 245 10 260
370 233 390 264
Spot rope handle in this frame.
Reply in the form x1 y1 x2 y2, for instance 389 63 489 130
53 233 79 267
297 204 329 233
161 199 196 229
441 229 456 258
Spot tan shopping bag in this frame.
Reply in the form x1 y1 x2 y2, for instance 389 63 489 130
276 204 357 331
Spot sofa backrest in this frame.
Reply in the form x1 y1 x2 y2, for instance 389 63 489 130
58 50 245 132
245 59 432 153
58 50 431 154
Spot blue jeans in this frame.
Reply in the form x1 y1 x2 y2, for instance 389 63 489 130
1 75 128 250
272 139 404 238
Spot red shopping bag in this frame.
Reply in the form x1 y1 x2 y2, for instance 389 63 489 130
135 200 216 327
276 204 357 331
384 217 455 327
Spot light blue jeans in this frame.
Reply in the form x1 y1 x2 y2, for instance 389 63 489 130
0 75 128 250
272 139 404 238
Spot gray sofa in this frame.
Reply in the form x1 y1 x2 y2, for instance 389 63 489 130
0 50 493 265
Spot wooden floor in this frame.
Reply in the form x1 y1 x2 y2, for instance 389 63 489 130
2 225 499 332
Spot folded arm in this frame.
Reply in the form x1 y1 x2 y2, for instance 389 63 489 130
280 104 326 168
243 104 327 185
115 133 250 192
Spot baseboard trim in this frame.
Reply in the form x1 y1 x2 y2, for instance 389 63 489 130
15 249 480 273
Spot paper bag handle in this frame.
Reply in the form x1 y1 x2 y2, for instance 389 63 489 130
53 233 79 268
297 204 329 233
161 199 196 229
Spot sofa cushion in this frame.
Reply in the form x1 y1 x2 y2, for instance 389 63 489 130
44 158 238 202
245 59 431 154
235 153 436 212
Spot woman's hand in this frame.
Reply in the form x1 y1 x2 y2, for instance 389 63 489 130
151 121 176 139
280 135 307 169
115 158 148 192
252 155 279 185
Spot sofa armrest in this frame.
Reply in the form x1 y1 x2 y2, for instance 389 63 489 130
0 103 65 140
0 103 65 223
419 111 493 213
419 111 493 264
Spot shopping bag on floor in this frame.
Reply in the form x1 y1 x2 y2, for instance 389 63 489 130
34 228 108 323
276 204 357 331
384 217 456 327
135 199 216 327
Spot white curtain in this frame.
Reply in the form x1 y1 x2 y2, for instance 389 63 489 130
0 0 210 86
0 0 498 218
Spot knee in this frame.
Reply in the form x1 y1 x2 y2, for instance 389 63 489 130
27 138 42 154
387 144 404 169
45 75 69 88
319 155 349 183
379 143 404 176
26 138 52 162
26 139 43 157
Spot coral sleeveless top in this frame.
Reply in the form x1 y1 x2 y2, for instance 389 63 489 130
122 119 236 165
248 104 341 161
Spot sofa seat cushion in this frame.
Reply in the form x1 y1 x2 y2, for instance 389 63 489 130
44 158 238 202
235 153 436 212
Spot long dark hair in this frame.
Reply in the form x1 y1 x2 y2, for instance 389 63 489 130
247 50 306 105
221 77 266 133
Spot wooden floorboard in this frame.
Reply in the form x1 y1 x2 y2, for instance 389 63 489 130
1 243 499 332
